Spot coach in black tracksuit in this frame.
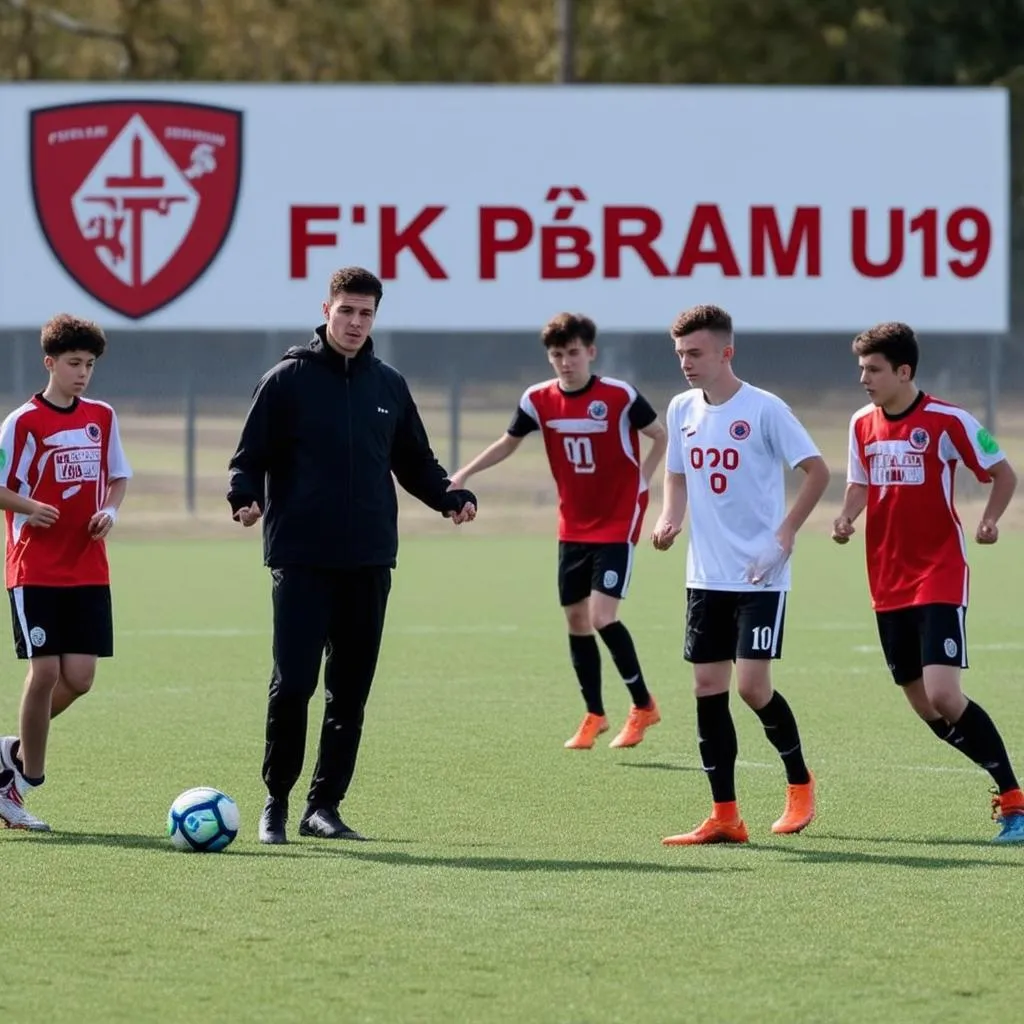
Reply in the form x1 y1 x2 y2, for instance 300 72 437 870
227 267 477 845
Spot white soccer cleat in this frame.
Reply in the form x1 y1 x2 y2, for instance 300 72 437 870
0 781 50 832
0 736 29 797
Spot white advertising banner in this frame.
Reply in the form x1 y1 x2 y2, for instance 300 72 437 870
0 84 1009 332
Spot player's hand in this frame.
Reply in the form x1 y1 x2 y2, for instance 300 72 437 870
233 501 262 528
88 509 116 539
446 501 476 525
775 523 796 559
976 518 999 544
831 515 855 544
651 518 682 551
447 472 466 491
747 539 790 586
26 501 59 528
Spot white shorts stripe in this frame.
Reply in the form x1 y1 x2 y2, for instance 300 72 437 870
620 544 636 599
770 592 786 657
11 587 31 653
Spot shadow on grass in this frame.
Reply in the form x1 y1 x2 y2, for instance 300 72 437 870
616 761 703 773
756 837 1018 870
805 831 1023 853
3 830 333 858
328 849 744 875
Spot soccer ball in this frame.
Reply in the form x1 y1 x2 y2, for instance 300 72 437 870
166 787 240 852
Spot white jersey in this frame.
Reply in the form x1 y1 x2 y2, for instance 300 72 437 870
665 382 821 592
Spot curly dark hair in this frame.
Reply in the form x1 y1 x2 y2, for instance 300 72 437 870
40 314 107 358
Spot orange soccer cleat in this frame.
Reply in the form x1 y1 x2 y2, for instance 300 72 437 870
771 773 816 835
564 713 609 750
662 802 749 846
609 698 662 749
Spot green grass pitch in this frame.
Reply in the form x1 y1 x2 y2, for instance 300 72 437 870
1 532 1021 1023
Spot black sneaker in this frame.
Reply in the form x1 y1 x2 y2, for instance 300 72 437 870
298 806 367 840
258 796 288 845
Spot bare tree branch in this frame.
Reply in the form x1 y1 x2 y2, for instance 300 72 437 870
0 0 124 42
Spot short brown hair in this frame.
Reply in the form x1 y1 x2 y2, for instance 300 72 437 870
540 312 597 349
852 321 919 378
40 314 106 358
671 304 733 339
328 266 383 308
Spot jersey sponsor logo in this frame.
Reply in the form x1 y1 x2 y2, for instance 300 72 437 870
30 100 243 319
729 420 751 441
545 417 608 435
976 427 1000 454
587 400 608 420
0 448 6 470
85 423 102 443
865 440 925 486
54 448 101 483
908 427 929 451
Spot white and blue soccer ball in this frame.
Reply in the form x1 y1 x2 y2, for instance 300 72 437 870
166 787 240 852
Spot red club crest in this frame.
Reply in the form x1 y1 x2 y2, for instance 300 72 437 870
30 100 243 319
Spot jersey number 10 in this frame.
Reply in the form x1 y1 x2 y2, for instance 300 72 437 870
563 436 596 474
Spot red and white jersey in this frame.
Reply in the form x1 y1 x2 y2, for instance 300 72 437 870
847 392 1002 612
0 394 132 588
509 376 657 544
666 383 821 592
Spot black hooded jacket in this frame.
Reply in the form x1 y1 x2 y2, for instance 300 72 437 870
227 328 476 569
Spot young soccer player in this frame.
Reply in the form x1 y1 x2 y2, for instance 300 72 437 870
448 312 668 749
0 314 132 831
652 304 830 845
832 321 1024 843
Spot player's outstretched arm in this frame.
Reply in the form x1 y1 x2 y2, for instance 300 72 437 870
977 458 1017 544
639 420 668 487
448 434 524 491
832 483 868 544
652 469 687 551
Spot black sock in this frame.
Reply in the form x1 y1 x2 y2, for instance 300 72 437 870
696 692 738 804
596 621 651 708
22 774 44 788
925 716 966 752
568 634 604 716
952 699 1020 793
752 691 810 785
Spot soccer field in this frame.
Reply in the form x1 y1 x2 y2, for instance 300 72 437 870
1 532 1021 1023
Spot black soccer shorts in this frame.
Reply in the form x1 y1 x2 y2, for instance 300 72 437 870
8 585 114 659
874 603 967 685
557 541 634 607
684 588 787 663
